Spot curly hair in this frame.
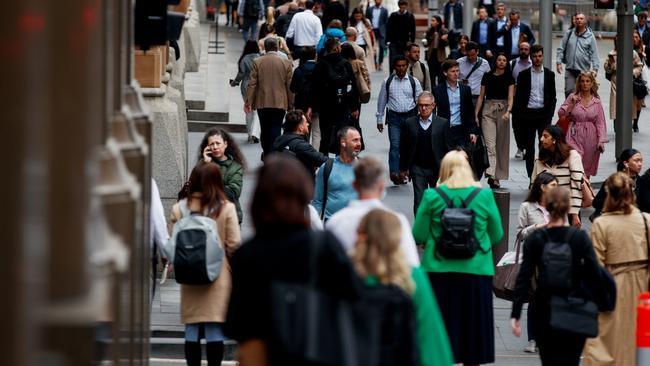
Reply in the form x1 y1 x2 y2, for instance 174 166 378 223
197 128 247 170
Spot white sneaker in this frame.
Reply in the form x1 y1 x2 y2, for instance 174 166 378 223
515 149 524 159
524 340 538 353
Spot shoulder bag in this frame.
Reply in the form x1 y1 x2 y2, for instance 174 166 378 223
581 176 595 208
493 234 524 301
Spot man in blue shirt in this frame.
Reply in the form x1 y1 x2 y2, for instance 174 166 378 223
312 126 361 220
470 6 496 60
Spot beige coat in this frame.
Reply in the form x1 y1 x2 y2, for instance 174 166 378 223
246 52 294 110
583 208 650 366
603 49 643 120
171 198 241 324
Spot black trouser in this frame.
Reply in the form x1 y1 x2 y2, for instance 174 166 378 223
427 57 444 86
448 125 468 149
388 42 406 72
319 110 351 155
411 165 438 216
257 108 286 158
521 109 552 177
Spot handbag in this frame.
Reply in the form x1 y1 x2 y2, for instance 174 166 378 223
493 236 524 301
270 233 357 366
581 176 595 208
556 115 571 135
549 295 599 337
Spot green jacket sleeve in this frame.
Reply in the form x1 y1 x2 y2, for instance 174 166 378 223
411 266 454 366
224 162 243 200
412 190 435 245
483 190 504 246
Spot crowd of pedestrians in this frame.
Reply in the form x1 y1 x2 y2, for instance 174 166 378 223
156 1 650 365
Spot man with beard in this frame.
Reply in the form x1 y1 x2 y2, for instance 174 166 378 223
273 110 328 176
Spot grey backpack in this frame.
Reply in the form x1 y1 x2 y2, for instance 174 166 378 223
165 199 224 285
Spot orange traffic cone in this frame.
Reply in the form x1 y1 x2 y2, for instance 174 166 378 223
637 292 650 365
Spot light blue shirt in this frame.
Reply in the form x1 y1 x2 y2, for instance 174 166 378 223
376 73 423 122
479 21 488 45
527 66 545 109
510 25 521 55
446 81 462 127
419 114 433 130
496 17 507 46
312 157 358 220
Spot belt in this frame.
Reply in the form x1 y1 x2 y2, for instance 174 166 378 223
388 108 416 116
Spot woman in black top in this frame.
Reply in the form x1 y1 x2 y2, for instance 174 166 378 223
224 155 362 366
474 53 514 189
511 187 602 366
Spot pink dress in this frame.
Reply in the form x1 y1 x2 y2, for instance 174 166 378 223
558 95 608 177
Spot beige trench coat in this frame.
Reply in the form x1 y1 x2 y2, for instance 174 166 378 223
583 208 650 366
603 50 644 120
171 198 241 324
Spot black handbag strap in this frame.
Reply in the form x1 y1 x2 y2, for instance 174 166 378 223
320 158 334 220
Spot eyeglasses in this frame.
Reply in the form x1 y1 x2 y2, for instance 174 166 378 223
417 103 434 108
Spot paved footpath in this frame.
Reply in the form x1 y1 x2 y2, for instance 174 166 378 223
154 20 650 365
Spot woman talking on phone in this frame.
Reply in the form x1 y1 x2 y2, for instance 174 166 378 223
198 128 247 224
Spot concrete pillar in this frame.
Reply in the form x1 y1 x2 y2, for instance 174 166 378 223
463 0 474 38
539 0 553 68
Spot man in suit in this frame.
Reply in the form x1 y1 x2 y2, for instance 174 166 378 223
245 37 294 158
470 6 496 60
433 59 478 149
513 44 556 177
366 0 389 70
386 0 416 71
495 9 535 60
443 0 463 50
637 12 650 49
321 0 348 31
400 91 450 214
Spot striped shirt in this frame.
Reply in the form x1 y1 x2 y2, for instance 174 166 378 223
376 73 423 122
531 150 585 215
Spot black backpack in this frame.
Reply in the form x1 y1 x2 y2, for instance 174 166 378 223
296 62 315 98
539 228 577 291
324 59 353 105
244 0 260 18
433 187 487 259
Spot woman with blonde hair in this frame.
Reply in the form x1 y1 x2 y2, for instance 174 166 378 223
258 6 276 40
413 150 503 365
354 209 453 366
583 172 650 366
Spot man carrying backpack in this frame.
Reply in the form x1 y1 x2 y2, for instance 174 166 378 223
308 37 360 155
272 110 328 176
238 0 264 41
290 46 320 149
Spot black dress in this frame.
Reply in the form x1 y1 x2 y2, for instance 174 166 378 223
511 227 602 366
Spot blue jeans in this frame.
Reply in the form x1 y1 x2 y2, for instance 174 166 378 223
373 29 385 65
242 17 258 41
386 109 415 174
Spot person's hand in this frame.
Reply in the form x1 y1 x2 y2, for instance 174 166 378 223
598 143 605 153
475 115 480 125
203 146 213 163
244 104 252 113
556 64 563 74
441 34 448 41
506 20 512 29
306 107 312 121
469 134 477 144
351 110 360 119
502 110 510 120
591 69 598 78
571 213 582 228
377 123 384 133
511 318 522 337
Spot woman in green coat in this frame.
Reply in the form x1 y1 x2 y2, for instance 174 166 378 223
413 150 503 365
353 209 454 366
198 128 246 223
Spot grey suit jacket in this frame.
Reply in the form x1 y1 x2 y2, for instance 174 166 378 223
365 5 388 37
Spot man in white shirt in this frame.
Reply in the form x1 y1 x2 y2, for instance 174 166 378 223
458 41 491 106
326 156 420 267
286 0 322 56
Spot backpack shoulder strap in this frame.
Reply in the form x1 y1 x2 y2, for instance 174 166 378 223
434 187 454 208
385 73 395 97
320 158 335 220
460 187 482 208
409 74 416 101
510 59 516 70
465 57 483 80
419 61 427 90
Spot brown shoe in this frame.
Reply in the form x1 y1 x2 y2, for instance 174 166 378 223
390 173 401 185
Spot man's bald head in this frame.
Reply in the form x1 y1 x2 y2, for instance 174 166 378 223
345 27 358 40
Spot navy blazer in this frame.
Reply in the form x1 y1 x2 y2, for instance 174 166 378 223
470 19 496 48
365 5 388 37
513 67 557 120
494 22 535 59
399 115 451 175
432 82 478 141
443 2 463 31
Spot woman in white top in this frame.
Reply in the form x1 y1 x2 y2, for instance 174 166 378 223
349 8 375 69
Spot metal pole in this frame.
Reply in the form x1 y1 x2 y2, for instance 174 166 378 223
463 0 474 37
539 0 553 67
616 0 634 156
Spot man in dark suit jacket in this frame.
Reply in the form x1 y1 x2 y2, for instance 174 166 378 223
443 0 463 50
386 0 416 71
470 6 496 60
494 9 535 60
366 0 389 70
400 91 450 214
513 44 556 177
432 59 478 149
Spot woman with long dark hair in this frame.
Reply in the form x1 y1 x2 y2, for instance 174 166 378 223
171 163 241 366
348 8 375 69
424 15 448 85
474 52 514 189
448 34 469 60
198 128 246 223
231 40 261 142
531 125 585 227
591 148 644 220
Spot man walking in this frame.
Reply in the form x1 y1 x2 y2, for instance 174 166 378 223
636 11 650 48
514 45 557 177
493 3 508 55
321 0 348 30
399 92 450 214
458 41 491 106
326 156 420 266
495 9 535 60
406 43 432 92
272 110 328 176
245 38 294 158
376 55 423 185
443 0 463 50
510 41 531 159
386 0 416 71
471 6 496 60
312 126 362 220
286 0 322 56
556 12 599 97
366 0 388 70
433 59 478 149
237 0 264 41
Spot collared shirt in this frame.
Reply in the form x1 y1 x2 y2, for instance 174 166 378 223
510 24 521 55
446 81 462 126
326 199 420 266
449 5 457 30
528 66 545 109
376 74 423 122
408 61 431 92
496 17 507 46
285 9 323 46
419 114 433 130
639 24 648 38
458 56 491 96
311 157 358 220
372 6 382 29
512 56 532 82
479 20 488 45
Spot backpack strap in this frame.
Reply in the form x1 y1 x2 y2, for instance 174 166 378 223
419 61 427 91
460 187 482 208
385 73 395 98
320 158 335 220
409 74 416 101
465 57 483 80
434 187 455 208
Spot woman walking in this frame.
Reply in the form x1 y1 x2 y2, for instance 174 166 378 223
603 38 644 132
413 150 503 365
583 172 650 365
558 72 608 178
172 163 241 366
198 128 246 224
424 15 448 86
591 148 645 219
531 125 585 227
511 186 603 366
348 7 375 69
231 41 261 143
474 52 514 189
